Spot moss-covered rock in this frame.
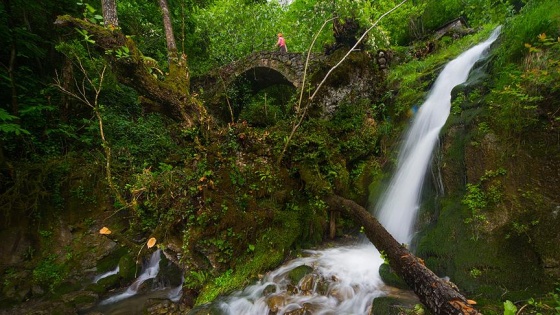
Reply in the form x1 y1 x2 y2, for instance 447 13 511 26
371 296 425 315
287 265 313 284
379 263 409 290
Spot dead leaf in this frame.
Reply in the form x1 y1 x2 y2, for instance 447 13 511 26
467 299 477 305
99 227 111 235
147 237 157 248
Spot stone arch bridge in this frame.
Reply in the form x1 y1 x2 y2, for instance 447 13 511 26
191 51 324 99
191 49 385 121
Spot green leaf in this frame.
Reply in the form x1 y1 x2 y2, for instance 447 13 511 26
0 108 18 122
503 300 517 315
0 123 31 135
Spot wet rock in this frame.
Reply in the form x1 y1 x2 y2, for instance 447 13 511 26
266 293 288 313
298 274 315 293
187 303 223 315
329 283 354 301
378 263 409 290
145 299 181 314
31 285 44 297
288 265 313 284
263 284 276 296
284 306 311 315
315 278 329 295
61 290 98 311
287 283 298 295
372 294 424 315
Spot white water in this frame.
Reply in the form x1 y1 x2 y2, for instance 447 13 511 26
100 249 162 305
375 26 502 244
209 27 501 315
93 265 120 283
213 244 385 315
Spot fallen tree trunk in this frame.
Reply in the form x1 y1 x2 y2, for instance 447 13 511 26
326 195 481 315
54 15 207 127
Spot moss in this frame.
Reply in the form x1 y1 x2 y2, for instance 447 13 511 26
96 246 129 274
371 296 423 315
51 281 82 296
379 263 409 290
416 192 554 305
118 253 136 283
287 265 313 284
194 207 304 305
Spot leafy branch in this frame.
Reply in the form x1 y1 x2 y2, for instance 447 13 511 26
53 55 127 209
276 0 408 165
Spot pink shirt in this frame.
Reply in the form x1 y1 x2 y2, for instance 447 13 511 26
277 36 286 47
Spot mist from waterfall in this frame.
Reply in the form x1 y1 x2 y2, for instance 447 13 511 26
191 26 501 315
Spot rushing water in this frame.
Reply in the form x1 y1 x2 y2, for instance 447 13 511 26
206 27 502 315
93 265 120 284
91 27 501 315
90 249 183 314
374 26 502 244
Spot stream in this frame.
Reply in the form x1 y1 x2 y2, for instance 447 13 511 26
93 26 501 315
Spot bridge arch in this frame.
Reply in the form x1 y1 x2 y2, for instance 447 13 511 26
233 66 296 92
220 52 314 90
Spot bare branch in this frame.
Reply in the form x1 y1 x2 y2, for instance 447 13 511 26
276 17 336 165
277 1 407 165
310 0 408 101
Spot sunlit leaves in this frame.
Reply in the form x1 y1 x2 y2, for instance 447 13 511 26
99 227 112 234
147 237 157 248
191 0 283 70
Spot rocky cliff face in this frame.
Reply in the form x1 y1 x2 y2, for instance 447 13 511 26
417 70 560 306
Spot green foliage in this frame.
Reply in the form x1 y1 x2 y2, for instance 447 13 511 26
462 168 506 241
487 66 543 137
104 109 180 171
117 0 167 63
495 0 560 65
189 0 282 73
32 255 65 293
77 1 104 25
0 109 29 135
421 0 512 33
512 288 560 315
503 300 517 315
388 24 497 120
489 22 560 138
238 87 294 127
105 46 131 59
369 0 426 45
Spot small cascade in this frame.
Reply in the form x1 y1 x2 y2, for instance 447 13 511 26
100 249 162 306
206 244 384 315
209 27 501 315
167 275 184 302
93 265 120 283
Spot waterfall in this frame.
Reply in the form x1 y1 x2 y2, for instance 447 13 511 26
93 265 120 283
374 26 502 244
99 249 162 305
190 27 501 315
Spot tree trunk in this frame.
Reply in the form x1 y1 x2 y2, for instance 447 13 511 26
157 0 190 93
3 0 19 115
326 195 481 315
159 0 177 58
101 0 119 28
54 15 206 127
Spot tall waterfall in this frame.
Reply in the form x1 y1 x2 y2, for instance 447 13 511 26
375 26 502 244
190 27 501 315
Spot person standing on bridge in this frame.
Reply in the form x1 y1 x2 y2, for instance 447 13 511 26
277 33 287 54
